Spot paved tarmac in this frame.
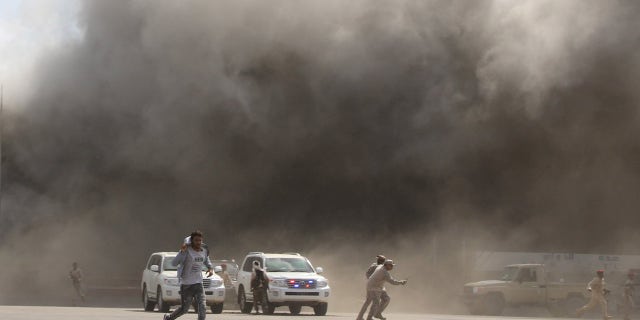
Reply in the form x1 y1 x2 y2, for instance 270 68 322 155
0 305 571 320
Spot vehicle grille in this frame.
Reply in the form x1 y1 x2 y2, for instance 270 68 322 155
202 279 211 288
285 292 320 296
286 279 317 289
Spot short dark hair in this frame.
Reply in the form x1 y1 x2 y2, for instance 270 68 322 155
190 230 203 240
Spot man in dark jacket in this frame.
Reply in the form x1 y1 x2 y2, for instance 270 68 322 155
251 260 269 314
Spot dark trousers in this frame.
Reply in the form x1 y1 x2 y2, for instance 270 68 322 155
252 286 268 313
168 283 206 320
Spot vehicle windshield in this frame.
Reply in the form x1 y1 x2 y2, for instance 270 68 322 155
501 266 520 281
212 261 239 275
163 256 210 272
265 257 314 272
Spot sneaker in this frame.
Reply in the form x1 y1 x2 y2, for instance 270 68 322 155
374 314 386 320
163 314 170 320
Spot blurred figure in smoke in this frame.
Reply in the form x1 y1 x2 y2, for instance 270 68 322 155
576 270 613 320
164 230 213 320
622 272 635 320
251 260 269 314
366 260 407 320
357 255 387 320
219 263 233 288
68 262 85 304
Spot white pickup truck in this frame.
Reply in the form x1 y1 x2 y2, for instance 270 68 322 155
462 264 588 316
235 252 331 315
141 252 226 313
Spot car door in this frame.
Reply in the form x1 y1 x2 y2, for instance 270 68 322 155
510 267 545 305
147 255 162 299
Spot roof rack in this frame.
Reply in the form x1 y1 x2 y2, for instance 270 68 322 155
282 252 301 256
248 252 264 255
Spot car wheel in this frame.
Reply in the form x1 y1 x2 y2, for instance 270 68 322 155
289 305 302 315
211 303 223 314
157 287 170 312
468 305 483 315
238 286 253 313
142 285 155 311
483 294 505 316
313 302 328 316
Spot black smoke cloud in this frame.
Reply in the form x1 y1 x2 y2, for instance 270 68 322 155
2 0 640 308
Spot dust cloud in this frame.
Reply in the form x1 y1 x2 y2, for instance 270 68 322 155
2 0 640 312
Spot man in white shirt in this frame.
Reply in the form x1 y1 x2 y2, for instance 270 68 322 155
164 231 213 320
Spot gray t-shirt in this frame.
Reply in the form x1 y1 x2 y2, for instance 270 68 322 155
181 247 207 285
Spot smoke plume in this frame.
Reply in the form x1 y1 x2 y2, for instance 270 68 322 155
2 0 640 312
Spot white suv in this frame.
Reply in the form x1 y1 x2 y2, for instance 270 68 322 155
141 252 226 313
235 252 330 315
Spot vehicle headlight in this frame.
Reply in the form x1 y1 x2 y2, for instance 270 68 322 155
316 279 328 288
271 279 287 288
210 279 223 287
164 278 180 286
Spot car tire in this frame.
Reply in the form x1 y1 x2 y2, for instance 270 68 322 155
289 305 302 315
211 303 223 314
157 287 170 313
483 294 505 316
313 302 328 316
238 286 253 313
142 285 155 311
468 306 483 315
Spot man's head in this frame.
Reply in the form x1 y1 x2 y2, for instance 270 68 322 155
221 263 227 271
383 259 395 270
629 272 636 280
72 262 78 269
253 260 261 269
376 255 386 265
190 230 204 250
597 270 604 278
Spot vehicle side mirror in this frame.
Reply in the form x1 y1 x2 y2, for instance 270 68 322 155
316 267 324 274
150 265 160 272
214 266 223 273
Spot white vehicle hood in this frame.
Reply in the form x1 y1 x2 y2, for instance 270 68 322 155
465 280 508 287
161 270 223 280
267 272 324 280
